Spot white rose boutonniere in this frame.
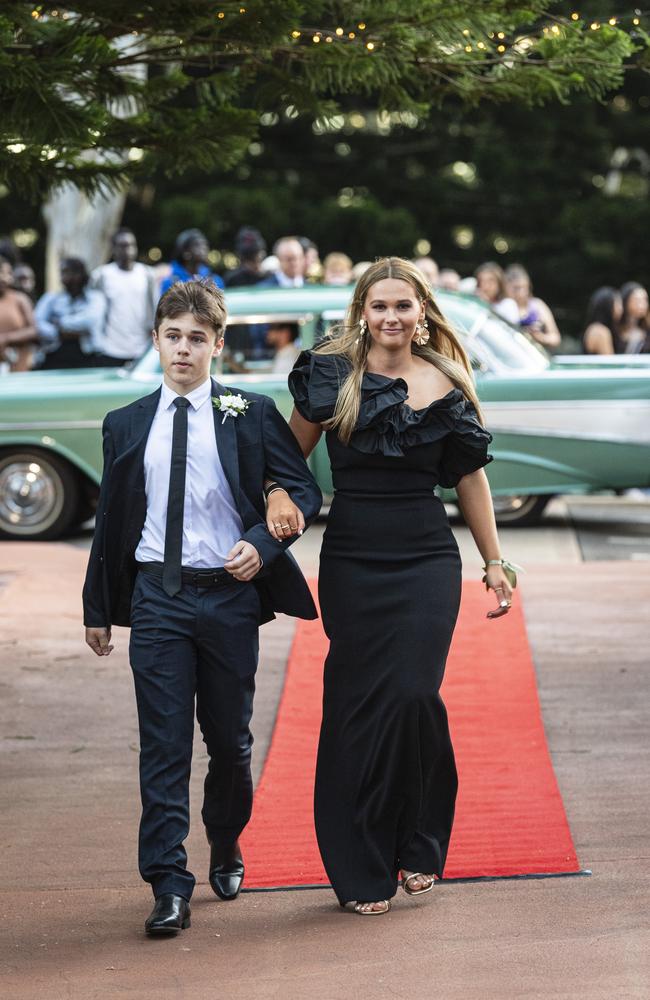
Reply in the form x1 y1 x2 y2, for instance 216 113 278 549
213 392 252 424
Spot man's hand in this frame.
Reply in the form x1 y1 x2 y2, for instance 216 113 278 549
224 541 262 581
85 627 114 656
265 488 305 540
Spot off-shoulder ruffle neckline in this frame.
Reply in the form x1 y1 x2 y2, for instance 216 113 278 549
361 368 462 407
290 350 486 459
292 349 464 413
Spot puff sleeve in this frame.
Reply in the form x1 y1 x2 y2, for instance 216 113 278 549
288 350 351 423
437 400 493 489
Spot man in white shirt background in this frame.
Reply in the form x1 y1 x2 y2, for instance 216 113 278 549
91 228 159 366
260 236 305 289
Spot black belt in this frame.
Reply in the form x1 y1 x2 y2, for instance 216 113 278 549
137 562 235 589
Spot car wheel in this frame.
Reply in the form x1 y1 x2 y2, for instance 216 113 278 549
0 450 80 540
492 494 551 527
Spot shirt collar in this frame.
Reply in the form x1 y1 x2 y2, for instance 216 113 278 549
161 377 212 412
276 271 304 288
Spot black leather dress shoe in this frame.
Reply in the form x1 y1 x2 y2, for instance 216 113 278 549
208 840 245 901
145 893 191 935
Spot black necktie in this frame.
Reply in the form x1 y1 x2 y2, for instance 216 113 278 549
162 396 191 597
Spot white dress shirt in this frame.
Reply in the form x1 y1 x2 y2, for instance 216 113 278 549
135 378 244 568
91 261 157 359
275 271 304 288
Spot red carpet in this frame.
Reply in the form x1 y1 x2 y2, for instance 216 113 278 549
241 582 580 888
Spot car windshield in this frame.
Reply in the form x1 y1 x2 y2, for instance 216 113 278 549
131 313 316 377
463 313 550 374
130 294 550 379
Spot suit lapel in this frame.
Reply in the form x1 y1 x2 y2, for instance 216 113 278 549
112 386 161 480
211 378 240 502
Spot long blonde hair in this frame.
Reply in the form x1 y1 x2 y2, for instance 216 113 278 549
314 256 482 443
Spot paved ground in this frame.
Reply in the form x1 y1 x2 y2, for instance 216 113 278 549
1 498 649 999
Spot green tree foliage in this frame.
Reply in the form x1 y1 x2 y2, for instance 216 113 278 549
114 4 649 340
0 0 643 198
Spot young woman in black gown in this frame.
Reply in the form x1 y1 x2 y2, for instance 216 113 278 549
269 258 513 914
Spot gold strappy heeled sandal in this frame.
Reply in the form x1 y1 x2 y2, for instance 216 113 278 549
401 871 435 896
353 900 391 915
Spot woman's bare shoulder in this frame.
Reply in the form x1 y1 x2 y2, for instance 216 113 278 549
584 323 614 353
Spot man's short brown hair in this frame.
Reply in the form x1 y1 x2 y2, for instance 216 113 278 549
154 278 227 339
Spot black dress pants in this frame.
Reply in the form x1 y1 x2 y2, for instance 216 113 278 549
129 570 260 900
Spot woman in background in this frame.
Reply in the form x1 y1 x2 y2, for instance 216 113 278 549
475 261 519 325
0 255 36 372
582 287 623 355
619 282 649 354
505 264 561 349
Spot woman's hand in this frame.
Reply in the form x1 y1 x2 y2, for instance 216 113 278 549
266 488 305 541
484 564 513 619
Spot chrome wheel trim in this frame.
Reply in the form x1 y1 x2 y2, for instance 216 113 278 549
0 455 65 535
491 494 538 516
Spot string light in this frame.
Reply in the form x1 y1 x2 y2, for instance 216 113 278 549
217 11 225 19
239 7 246 13
280 10 645 53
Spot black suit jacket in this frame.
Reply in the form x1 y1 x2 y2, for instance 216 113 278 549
82 378 322 629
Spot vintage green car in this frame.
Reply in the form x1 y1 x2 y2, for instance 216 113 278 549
0 285 649 539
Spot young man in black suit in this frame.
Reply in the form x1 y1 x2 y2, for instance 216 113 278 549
83 279 321 935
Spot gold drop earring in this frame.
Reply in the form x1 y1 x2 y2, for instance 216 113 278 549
413 318 430 346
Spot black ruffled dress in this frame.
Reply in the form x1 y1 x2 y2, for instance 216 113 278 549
288 350 492 904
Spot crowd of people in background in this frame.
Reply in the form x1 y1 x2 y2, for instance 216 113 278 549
583 282 650 356
1 225 648 374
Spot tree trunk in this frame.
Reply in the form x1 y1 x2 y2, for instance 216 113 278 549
41 36 144 291
42 185 127 291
